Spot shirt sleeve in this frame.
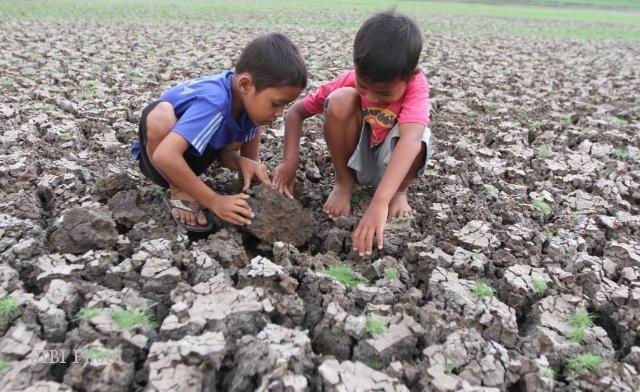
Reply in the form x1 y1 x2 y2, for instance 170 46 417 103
171 100 224 156
302 70 356 115
397 72 430 127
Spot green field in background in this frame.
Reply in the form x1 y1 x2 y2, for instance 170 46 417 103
1 0 639 41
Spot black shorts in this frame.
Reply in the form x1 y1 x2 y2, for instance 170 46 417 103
137 100 217 188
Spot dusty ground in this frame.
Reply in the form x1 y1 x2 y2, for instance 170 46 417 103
1 11 640 392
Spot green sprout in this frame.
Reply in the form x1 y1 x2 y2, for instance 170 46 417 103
543 230 555 239
561 115 572 124
425 169 436 176
595 165 605 179
384 267 398 280
35 103 55 112
467 111 478 119
473 280 495 298
109 307 156 331
86 346 119 362
0 295 19 320
82 80 96 89
351 185 365 206
570 312 596 330
444 360 455 373
481 184 497 197
58 132 72 141
531 120 542 129
366 359 381 370
76 307 101 322
610 150 627 160
321 265 366 288
542 367 556 380
566 353 602 373
0 360 10 373
536 145 552 159
531 199 551 215
366 316 388 336
531 278 548 294
635 96 640 106
611 117 626 126
566 312 596 343
2 79 13 87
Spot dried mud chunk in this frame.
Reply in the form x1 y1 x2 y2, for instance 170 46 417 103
146 331 226 392
420 328 521 390
352 313 424 366
63 341 135 392
223 324 314 392
49 207 118 254
521 294 614 366
107 190 146 228
317 358 410 392
453 220 500 251
246 184 316 247
427 267 518 347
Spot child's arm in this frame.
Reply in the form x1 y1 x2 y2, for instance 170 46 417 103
152 132 254 225
273 101 313 198
351 123 424 256
217 139 271 191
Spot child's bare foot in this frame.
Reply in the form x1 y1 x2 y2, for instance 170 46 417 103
323 181 354 220
388 191 416 219
170 188 208 227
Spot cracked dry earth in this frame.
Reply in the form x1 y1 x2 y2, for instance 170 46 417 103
1 17 640 392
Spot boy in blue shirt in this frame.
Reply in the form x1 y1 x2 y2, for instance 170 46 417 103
131 33 307 232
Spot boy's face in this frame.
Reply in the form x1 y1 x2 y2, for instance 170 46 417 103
243 83 302 127
355 74 408 105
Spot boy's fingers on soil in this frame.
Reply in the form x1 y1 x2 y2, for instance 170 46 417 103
376 227 384 249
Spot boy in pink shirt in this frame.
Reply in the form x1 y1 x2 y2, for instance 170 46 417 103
273 11 432 256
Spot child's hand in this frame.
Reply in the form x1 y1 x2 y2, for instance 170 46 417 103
273 160 297 198
210 194 254 225
238 157 271 191
352 200 388 256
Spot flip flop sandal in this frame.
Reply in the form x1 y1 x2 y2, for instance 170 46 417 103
165 198 214 233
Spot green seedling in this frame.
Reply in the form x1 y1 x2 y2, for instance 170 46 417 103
481 184 497 197
2 79 13 87
351 185 365 206
384 267 398 280
543 230 555 239
35 103 55 111
58 132 72 141
322 265 366 288
0 295 19 320
536 145 552 158
425 169 436 176
473 280 495 298
561 115 572 124
0 360 10 373
531 120 542 129
109 307 155 331
542 367 556 380
635 96 640 105
82 80 96 89
567 312 596 343
610 150 626 159
595 165 605 179
366 316 387 336
86 346 119 362
444 360 455 373
570 312 596 330
611 116 626 126
366 359 381 370
467 111 478 119
566 353 602 372
531 278 548 294
531 199 551 215
76 307 101 322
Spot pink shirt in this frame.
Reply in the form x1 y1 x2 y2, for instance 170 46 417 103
303 70 430 147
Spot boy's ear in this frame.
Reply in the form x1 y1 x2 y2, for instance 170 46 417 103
237 73 255 94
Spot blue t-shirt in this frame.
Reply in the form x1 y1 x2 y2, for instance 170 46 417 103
131 70 258 158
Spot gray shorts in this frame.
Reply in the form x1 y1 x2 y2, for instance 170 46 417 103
347 122 433 186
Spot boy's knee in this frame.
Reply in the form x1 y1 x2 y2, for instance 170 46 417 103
325 87 360 121
146 102 177 133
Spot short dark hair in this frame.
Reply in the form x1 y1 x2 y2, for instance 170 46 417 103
235 33 307 92
353 11 422 83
